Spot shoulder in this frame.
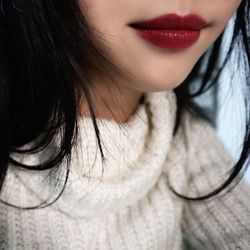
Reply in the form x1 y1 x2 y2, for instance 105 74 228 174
180 111 250 250
173 109 237 193
179 109 233 164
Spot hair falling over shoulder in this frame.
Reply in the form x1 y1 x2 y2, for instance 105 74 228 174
0 0 249 209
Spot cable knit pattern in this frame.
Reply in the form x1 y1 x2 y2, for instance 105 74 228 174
0 90 250 250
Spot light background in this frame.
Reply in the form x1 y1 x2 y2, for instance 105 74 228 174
216 13 250 185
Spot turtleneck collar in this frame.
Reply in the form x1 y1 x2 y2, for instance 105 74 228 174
7 90 177 218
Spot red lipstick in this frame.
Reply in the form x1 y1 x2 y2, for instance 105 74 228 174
129 13 208 50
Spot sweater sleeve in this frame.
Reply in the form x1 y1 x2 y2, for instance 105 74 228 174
180 111 250 250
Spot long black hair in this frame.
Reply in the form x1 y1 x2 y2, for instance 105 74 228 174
0 0 249 209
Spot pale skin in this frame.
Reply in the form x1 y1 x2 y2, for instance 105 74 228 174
78 0 242 123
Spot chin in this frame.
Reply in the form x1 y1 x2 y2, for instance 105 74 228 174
134 59 195 92
137 72 189 92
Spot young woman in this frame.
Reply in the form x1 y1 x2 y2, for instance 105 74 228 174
0 0 250 249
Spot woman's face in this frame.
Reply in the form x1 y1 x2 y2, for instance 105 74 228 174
79 0 242 92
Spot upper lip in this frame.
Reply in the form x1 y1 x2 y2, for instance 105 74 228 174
129 13 208 30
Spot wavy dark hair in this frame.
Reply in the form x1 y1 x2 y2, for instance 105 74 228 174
0 0 249 209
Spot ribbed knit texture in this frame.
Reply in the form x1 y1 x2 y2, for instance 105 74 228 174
0 90 250 249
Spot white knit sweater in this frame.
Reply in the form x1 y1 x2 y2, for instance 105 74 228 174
1 90 250 250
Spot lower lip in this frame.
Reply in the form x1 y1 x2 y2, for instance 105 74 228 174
132 28 201 50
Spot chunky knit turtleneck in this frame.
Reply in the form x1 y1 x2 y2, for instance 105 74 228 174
1 90 250 250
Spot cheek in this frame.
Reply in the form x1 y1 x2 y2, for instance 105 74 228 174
201 0 241 49
209 0 241 28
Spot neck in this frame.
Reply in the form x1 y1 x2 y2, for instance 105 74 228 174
79 81 145 123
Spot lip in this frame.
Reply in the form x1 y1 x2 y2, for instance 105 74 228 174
129 13 208 50
129 13 208 30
